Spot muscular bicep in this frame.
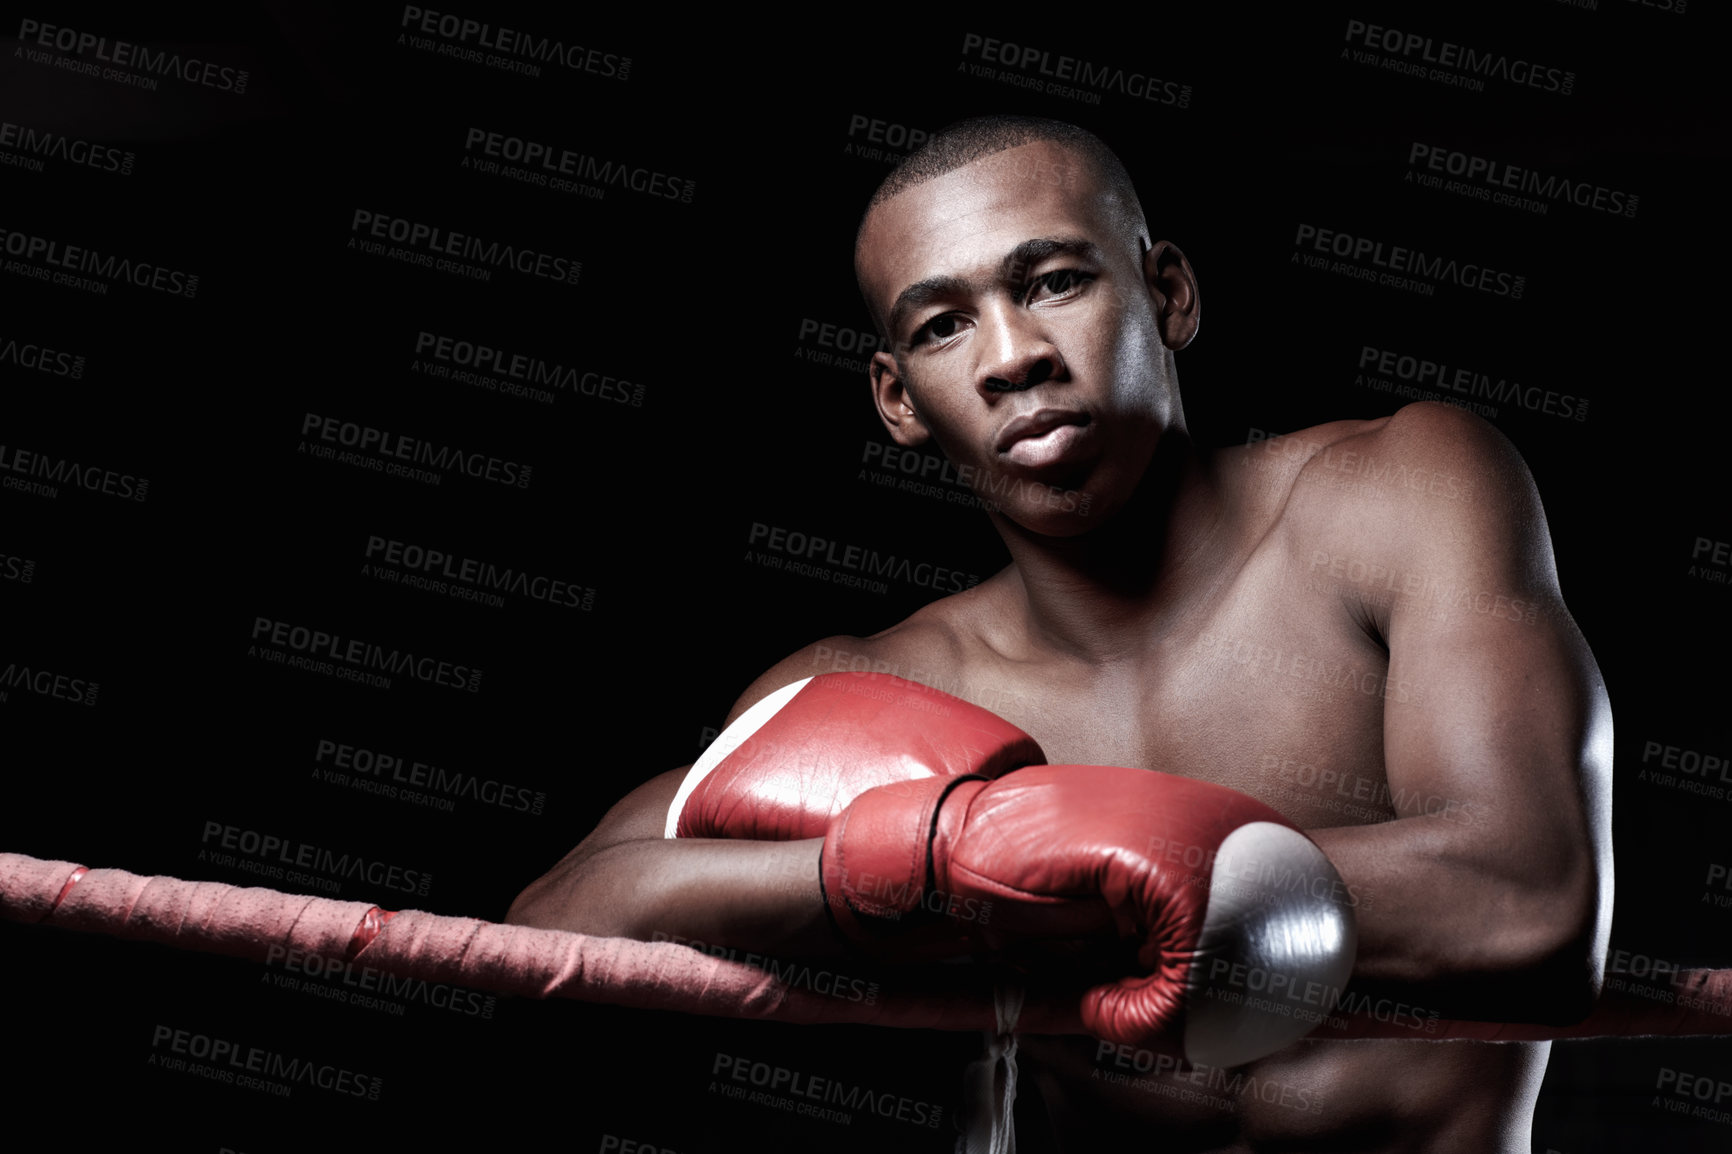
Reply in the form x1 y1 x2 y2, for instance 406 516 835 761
578 767 690 852
506 634 886 933
1365 537 1613 998
1383 581 1611 875
542 636 865 858
1371 405 1611 871
527 636 868 873
506 767 688 922
1301 404 1612 1008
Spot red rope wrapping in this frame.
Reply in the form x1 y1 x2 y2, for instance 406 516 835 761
346 907 395 960
52 865 88 911
0 853 1076 1033
4 853 1729 1041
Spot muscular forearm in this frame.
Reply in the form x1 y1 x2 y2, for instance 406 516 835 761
1310 816 1603 1023
505 836 844 959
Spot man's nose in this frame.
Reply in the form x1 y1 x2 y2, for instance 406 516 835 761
977 303 1064 395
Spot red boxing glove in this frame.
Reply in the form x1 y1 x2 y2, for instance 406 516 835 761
665 673 1045 840
822 765 1358 1067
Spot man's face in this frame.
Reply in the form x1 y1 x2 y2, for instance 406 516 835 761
856 140 1197 537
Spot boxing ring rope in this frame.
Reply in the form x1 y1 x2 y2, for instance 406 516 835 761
5 852 1730 1043
0 853 1074 1033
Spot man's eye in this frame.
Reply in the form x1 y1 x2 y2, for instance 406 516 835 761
914 314 961 345
1027 270 1091 302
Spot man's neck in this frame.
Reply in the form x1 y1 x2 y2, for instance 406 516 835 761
988 430 1231 666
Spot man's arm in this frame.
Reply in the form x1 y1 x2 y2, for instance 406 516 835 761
502 642 859 957
1295 402 1612 1024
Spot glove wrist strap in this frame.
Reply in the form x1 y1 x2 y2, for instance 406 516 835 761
821 776 987 955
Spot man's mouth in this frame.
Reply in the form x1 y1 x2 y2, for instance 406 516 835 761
997 409 1092 468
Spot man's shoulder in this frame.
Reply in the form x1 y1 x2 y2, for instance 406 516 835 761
720 594 990 726
1251 402 1538 558
1241 400 1509 479
1247 401 1558 602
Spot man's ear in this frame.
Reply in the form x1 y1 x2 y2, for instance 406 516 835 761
1143 240 1201 351
869 351 930 447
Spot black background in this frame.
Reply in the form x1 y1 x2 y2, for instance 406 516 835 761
2 3 1727 1150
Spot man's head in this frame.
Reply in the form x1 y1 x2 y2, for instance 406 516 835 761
853 116 1200 537
855 117 1150 313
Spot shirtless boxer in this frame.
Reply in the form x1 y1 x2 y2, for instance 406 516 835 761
508 117 1613 1152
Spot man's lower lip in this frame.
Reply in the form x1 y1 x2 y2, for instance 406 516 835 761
1004 423 1087 467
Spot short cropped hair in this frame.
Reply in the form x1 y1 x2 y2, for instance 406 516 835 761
867 116 1142 221
855 115 1149 332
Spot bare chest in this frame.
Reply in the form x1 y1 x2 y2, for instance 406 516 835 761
950 568 1404 832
